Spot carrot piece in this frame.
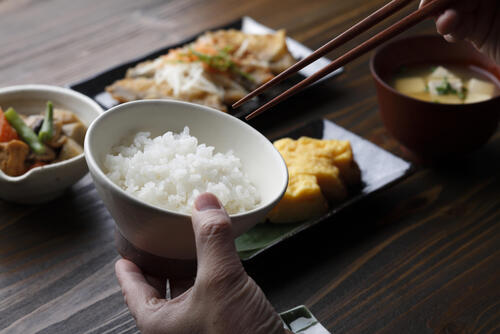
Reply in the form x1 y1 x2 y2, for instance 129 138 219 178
0 108 19 142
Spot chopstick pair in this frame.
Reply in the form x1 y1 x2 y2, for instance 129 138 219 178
234 0 456 120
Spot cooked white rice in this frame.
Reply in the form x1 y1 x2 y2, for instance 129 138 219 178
104 127 260 214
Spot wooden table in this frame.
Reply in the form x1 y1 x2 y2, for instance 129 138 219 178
1 0 499 333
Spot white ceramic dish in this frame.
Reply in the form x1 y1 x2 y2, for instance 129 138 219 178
85 99 288 260
0 85 103 204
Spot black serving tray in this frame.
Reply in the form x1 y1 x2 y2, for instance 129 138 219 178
69 16 343 119
235 119 415 260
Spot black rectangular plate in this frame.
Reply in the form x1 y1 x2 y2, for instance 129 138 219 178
69 16 343 119
235 119 415 260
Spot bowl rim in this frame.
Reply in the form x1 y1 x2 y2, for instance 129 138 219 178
369 34 500 107
0 84 104 182
84 99 289 219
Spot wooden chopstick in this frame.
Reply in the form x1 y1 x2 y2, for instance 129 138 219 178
232 0 415 109
243 0 455 121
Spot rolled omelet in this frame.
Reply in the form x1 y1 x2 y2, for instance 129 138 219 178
267 174 328 223
268 137 360 223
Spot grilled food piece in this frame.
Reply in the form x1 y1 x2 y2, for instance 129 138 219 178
106 29 296 111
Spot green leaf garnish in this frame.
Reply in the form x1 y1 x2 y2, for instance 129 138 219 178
435 77 458 95
458 87 467 100
189 47 254 82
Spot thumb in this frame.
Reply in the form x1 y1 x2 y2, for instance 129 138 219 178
115 259 164 321
191 193 243 282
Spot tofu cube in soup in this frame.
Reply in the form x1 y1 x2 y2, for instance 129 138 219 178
394 77 426 94
466 78 494 103
428 77 463 96
465 93 492 104
392 64 499 104
467 78 495 96
429 66 458 79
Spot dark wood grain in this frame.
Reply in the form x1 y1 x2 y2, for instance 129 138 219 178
1 0 499 333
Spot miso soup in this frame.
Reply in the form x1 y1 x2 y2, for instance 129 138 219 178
392 64 500 104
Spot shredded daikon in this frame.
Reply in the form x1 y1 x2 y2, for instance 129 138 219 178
155 63 223 98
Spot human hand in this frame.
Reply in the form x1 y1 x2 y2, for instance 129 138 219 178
115 192 288 334
420 0 500 64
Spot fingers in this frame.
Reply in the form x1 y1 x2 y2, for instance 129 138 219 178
191 193 244 282
115 259 165 320
423 0 481 43
436 9 460 36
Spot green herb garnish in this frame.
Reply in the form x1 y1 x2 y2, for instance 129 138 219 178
189 47 254 82
435 77 458 95
457 87 467 100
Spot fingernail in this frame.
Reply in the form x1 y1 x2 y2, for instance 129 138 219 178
195 193 222 211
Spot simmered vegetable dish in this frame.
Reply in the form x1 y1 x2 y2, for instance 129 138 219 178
0 102 86 176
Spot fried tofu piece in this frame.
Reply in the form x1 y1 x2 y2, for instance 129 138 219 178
268 136 361 223
0 140 29 176
267 174 328 223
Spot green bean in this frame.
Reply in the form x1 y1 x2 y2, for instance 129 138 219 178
38 101 54 143
4 107 45 154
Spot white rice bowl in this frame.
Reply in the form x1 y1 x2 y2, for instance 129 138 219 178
104 127 260 214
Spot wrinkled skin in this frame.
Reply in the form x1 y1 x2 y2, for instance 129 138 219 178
116 193 290 334
421 0 500 64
